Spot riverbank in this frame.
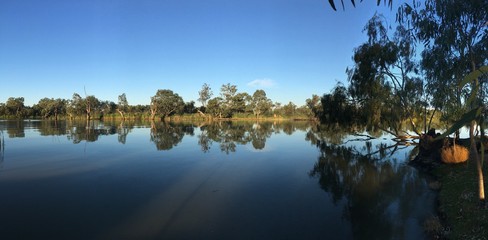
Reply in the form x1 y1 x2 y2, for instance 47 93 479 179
433 159 488 239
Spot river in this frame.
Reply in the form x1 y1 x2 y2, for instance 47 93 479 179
0 120 436 239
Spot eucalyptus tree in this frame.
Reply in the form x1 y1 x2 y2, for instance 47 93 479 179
347 13 423 136
198 83 213 108
399 0 488 135
220 83 238 117
306 94 323 119
206 97 224 118
67 93 84 119
150 89 184 120
233 92 251 115
84 95 100 120
0 103 6 117
321 84 356 125
117 93 129 120
399 0 488 201
251 90 272 118
37 98 66 120
282 102 297 117
5 97 25 118
183 101 196 114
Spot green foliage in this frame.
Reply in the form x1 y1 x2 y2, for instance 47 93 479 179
251 90 272 118
36 98 67 119
321 84 357 125
398 0 488 127
306 94 322 118
5 97 25 118
198 83 213 108
151 89 185 119
344 13 423 134
282 102 296 117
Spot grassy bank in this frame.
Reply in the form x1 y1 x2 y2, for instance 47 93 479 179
433 159 488 239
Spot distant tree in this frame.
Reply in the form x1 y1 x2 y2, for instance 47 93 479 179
85 95 100 120
0 103 6 116
321 84 356 125
251 90 272 118
101 101 117 117
272 102 282 116
198 83 213 108
6 97 25 118
206 97 224 118
232 92 251 115
306 94 322 119
36 98 66 120
220 83 237 117
67 93 84 118
150 89 184 120
183 101 196 114
117 93 129 120
282 102 297 117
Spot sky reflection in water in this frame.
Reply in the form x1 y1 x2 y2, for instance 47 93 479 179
0 120 435 239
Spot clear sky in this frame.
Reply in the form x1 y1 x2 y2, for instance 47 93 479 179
0 0 403 107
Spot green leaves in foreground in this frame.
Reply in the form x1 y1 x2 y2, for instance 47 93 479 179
435 66 488 140
435 107 482 140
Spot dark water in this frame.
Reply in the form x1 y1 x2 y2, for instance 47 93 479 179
0 120 436 239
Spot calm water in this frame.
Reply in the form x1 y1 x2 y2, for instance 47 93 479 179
0 120 436 239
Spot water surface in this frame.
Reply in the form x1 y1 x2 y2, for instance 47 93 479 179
0 120 435 239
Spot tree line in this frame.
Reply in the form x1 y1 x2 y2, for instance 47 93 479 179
0 84 318 120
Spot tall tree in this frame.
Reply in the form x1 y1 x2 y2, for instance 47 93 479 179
117 93 129 120
399 0 488 201
37 98 66 120
5 97 25 118
150 89 185 120
85 95 100 120
67 93 84 119
206 97 224 118
347 13 423 136
198 83 213 108
306 94 323 119
220 83 239 118
183 101 196 114
282 102 297 117
251 90 272 118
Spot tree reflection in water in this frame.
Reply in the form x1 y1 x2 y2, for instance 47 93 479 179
150 121 186 151
0 130 4 167
307 125 432 239
197 121 279 154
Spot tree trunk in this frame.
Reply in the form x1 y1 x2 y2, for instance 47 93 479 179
471 61 485 202
117 109 125 120
197 109 206 117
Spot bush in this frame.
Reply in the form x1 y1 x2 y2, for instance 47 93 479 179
440 145 469 164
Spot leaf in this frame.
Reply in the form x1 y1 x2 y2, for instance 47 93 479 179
435 107 482 140
329 0 337 11
459 66 488 89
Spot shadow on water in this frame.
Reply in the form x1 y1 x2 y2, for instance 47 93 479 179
306 124 435 239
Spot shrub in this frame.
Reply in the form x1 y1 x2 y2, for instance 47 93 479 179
440 145 469 164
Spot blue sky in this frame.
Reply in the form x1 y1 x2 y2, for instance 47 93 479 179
0 0 403 107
